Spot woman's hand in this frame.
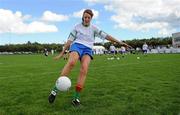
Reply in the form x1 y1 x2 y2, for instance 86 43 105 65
53 52 64 60
121 42 132 49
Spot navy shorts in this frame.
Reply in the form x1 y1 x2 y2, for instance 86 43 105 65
110 51 115 54
143 50 147 53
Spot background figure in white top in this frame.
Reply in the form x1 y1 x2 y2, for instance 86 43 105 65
51 49 54 55
44 48 48 57
110 44 116 54
109 44 116 59
121 46 126 58
142 42 148 54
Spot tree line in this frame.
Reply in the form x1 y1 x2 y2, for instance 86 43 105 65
0 41 63 53
98 37 172 49
0 37 172 53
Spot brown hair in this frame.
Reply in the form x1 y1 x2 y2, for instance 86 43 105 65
83 9 93 18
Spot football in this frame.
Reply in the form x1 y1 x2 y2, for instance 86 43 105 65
56 76 71 91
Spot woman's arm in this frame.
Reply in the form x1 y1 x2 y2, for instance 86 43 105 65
106 35 132 48
54 40 72 60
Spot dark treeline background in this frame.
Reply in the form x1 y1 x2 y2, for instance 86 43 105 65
0 37 172 53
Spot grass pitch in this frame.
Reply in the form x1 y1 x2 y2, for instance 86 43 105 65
0 54 180 115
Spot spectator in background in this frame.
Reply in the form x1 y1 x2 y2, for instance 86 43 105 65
44 48 48 56
142 42 148 54
109 43 116 58
121 46 126 57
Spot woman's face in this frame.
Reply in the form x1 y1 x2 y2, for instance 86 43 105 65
82 13 92 26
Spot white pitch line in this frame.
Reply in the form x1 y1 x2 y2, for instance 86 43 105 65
89 60 166 70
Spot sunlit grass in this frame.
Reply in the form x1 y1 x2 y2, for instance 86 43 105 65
0 54 179 115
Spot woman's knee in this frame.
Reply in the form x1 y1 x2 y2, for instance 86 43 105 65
68 60 77 68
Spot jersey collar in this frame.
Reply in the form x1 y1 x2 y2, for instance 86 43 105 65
82 22 90 27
